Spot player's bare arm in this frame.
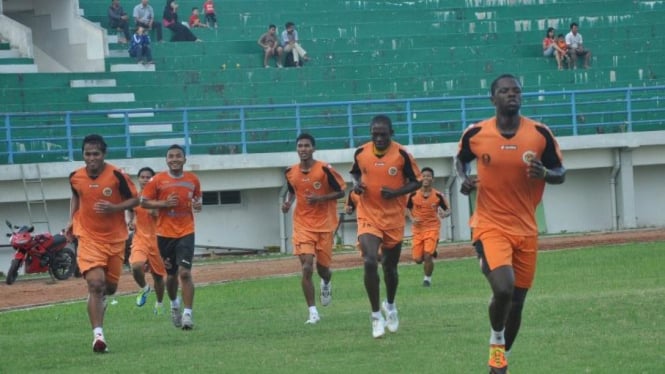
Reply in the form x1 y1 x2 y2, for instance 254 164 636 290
455 157 477 195
380 180 421 199
306 190 345 205
527 159 566 184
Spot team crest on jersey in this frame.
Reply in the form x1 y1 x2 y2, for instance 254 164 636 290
102 187 112 197
313 181 322 190
522 151 537 164
388 167 398 176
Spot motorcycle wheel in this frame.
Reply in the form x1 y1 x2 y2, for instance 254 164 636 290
5 259 21 285
50 247 75 281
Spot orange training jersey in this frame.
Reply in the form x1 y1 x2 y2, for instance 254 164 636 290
350 141 421 230
141 171 201 238
132 205 157 249
407 188 449 233
456 116 563 236
69 164 137 243
285 160 346 232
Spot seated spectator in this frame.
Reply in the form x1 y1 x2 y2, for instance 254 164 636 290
281 22 309 68
565 22 592 69
189 7 208 28
202 0 218 29
542 27 566 70
556 34 570 69
128 26 154 65
108 0 131 44
133 0 162 42
258 24 283 68
163 0 201 42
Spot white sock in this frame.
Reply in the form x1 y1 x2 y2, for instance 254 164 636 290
384 301 395 311
184 308 192 316
155 301 163 308
424 276 432 282
170 298 180 309
308 306 318 315
490 328 505 345
93 327 103 337
371 311 382 320
142 285 150 292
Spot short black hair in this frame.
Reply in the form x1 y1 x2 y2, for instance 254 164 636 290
490 74 520 97
296 133 315 147
570 22 578 29
137 167 155 177
82 134 107 153
167 144 185 154
192 6 198 11
421 167 434 176
557 33 565 38
546 27 554 35
285 21 294 29
269 24 276 29
370 114 393 132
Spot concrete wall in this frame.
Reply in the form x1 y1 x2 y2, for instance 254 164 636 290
0 14 34 57
0 131 664 271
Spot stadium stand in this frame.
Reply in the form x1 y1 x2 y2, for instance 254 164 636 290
0 0 664 163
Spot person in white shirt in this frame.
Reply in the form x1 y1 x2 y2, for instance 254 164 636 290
565 22 591 69
281 22 310 67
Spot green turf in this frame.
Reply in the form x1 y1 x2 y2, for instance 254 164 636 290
0 241 663 373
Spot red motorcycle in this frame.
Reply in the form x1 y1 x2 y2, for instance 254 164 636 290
4 220 76 285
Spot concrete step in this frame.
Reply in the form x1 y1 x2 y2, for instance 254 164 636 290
0 64 38 74
109 63 156 72
70 79 117 88
88 93 135 103
129 123 173 133
0 50 21 58
108 49 128 58
107 108 155 118
145 137 190 147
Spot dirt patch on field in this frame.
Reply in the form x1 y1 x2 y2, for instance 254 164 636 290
1 229 663 312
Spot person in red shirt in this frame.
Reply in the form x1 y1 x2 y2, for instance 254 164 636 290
141 145 202 330
406 167 450 287
188 7 208 28
66 134 139 353
282 133 346 324
127 167 167 314
201 0 217 28
350 115 422 338
456 74 566 373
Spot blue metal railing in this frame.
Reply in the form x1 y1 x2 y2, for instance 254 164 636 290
1 85 664 164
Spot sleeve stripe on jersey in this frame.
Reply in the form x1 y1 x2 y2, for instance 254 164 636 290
322 165 343 191
113 170 134 199
535 125 563 169
437 193 448 210
398 148 418 182
457 126 482 163
350 147 364 176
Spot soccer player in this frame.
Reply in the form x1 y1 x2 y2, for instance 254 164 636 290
127 167 167 314
350 114 422 338
455 74 566 373
406 167 451 287
141 145 202 330
66 134 139 353
282 133 346 324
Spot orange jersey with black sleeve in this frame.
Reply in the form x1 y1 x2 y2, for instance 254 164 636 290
69 164 137 243
132 205 157 248
456 116 563 236
141 171 201 238
407 188 449 233
285 160 346 232
350 141 422 230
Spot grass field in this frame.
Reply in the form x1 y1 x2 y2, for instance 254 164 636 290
0 242 663 373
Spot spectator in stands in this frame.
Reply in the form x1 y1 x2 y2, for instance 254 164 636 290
189 7 208 28
163 1 202 42
556 34 570 69
133 0 162 42
281 21 310 68
129 26 154 65
565 22 592 69
108 0 131 44
202 0 218 29
542 27 566 70
258 24 283 68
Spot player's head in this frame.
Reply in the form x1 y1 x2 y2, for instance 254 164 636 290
296 133 315 162
166 144 186 174
82 134 107 174
421 167 434 187
490 74 522 116
369 115 394 151
137 166 155 188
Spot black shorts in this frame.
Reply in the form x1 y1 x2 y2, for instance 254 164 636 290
158 233 195 275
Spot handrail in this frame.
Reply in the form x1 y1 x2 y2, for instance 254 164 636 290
1 85 663 164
